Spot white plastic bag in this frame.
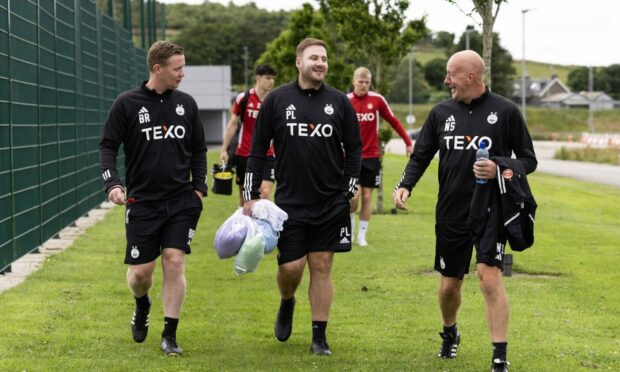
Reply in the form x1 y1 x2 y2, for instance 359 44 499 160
213 208 252 259
233 219 265 275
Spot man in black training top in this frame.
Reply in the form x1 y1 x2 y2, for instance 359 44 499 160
243 38 361 356
393 50 537 372
99 41 206 356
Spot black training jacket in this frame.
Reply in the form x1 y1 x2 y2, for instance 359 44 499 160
395 89 537 223
244 80 361 208
99 82 207 203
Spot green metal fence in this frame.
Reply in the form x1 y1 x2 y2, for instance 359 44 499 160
0 0 147 272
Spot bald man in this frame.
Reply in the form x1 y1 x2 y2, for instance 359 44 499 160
393 50 537 372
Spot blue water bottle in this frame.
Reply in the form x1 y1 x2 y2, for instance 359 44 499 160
475 142 489 184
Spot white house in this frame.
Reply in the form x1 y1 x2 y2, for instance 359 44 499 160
181 66 232 145
540 91 615 110
512 76 571 106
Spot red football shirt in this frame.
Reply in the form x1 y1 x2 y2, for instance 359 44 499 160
347 91 412 158
232 88 274 157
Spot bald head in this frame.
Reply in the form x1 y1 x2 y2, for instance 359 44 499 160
444 50 486 103
449 50 485 83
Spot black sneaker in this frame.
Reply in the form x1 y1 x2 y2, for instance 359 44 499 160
309 339 332 356
161 336 183 356
131 306 150 343
274 297 295 342
491 359 510 372
438 331 460 358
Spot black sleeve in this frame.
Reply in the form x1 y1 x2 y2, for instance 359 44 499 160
341 95 362 197
99 96 126 193
395 109 439 192
189 98 208 195
508 107 537 174
243 94 274 201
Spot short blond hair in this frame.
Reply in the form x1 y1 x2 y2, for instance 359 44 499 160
353 66 372 79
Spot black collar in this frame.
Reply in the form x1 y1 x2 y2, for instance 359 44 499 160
295 79 324 94
141 81 173 98
459 88 490 110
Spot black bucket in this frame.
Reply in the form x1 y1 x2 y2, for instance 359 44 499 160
211 164 234 195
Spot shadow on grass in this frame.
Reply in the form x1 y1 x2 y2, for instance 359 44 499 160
415 268 564 278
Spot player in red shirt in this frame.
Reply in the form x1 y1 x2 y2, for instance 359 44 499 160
347 67 413 246
220 64 277 206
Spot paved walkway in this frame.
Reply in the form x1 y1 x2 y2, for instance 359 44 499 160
532 141 620 188
385 139 620 188
0 203 114 294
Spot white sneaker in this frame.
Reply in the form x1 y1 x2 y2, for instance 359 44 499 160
357 238 368 246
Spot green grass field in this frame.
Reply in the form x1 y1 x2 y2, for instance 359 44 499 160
511 60 574 82
1 152 619 371
413 48 574 81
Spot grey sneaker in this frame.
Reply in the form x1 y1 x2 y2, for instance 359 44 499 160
309 339 332 356
491 358 510 372
161 336 182 356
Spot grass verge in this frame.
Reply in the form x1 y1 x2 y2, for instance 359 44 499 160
0 152 618 371
554 146 620 165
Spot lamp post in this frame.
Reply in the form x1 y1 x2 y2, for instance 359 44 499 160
465 25 475 50
521 9 532 120
243 46 249 90
406 48 416 128
588 65 595 132
408 49 412 125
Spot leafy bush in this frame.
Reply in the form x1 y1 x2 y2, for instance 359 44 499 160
554 146 620 165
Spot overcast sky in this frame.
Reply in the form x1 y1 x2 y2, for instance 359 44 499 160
160 0 619 67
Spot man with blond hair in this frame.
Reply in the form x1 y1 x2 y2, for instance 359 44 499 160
347 66 412 246
394 50 537 372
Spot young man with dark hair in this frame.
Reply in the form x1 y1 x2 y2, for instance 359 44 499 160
99 40 206 356
347 66 413 246
394 50 537 372
220 64 277 206
243 38 361 356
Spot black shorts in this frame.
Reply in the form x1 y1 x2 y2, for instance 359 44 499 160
234 155 276 186
434 219 507 279
277 193 351 265
359 158 381 188
124 190 203 265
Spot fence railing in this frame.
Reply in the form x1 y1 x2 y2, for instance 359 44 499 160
1 0 146 272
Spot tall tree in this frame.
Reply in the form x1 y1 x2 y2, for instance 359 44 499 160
602 64 620 99
256 4 354 91
319 0 426 214
567 67 590 92
319 0 426 95
423 58 449 90
169 3 290 85
432 31 455 49
388 57 432 103
447 0 507 89
567 66 607 93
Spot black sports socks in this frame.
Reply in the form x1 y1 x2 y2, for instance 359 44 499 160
135 294 151 311
312 321 327 341
163 317 179 339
